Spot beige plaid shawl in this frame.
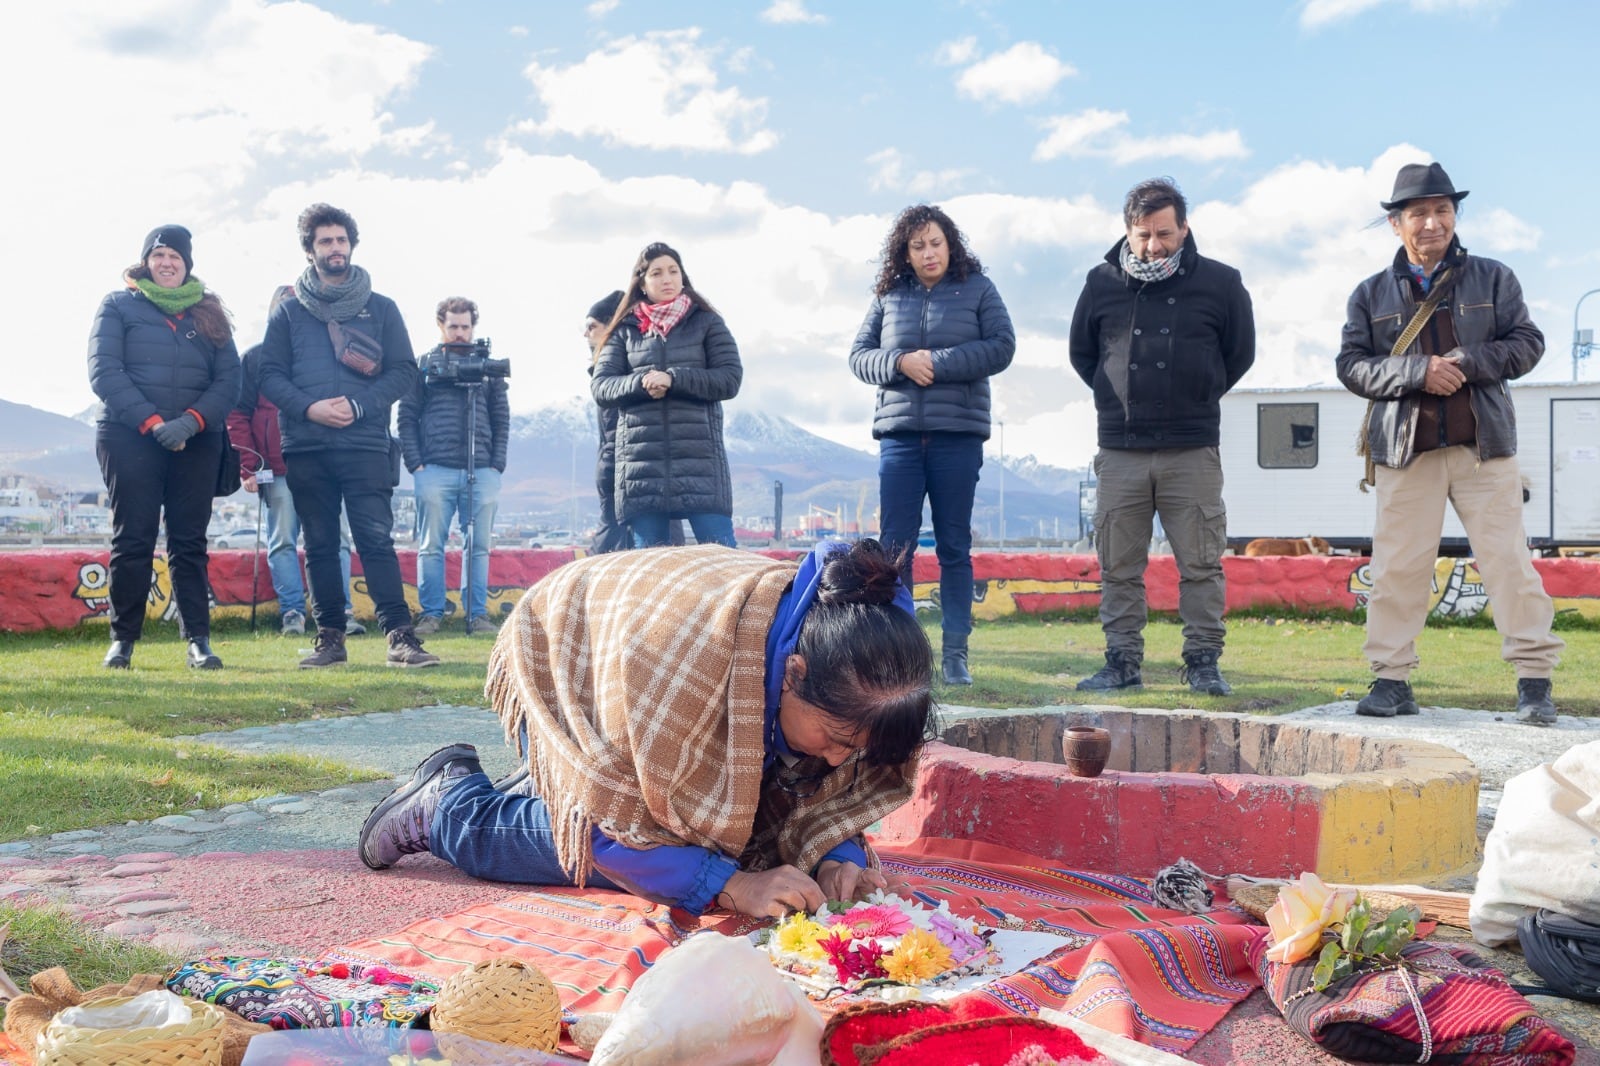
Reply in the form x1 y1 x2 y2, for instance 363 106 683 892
486 545 915 885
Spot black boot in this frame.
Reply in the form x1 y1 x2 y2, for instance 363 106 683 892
1181 649 1232 696
187 638 223 670
1077 650 1142 691
103 640 135 669
1515 678 1556 726
941 636 973 686
1356 678 1419 717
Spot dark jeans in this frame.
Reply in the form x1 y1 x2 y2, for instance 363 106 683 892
284 448 410 634
95 423 221 642
877 432 983 646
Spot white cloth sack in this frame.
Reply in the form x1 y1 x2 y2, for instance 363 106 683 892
1470 739 1600 946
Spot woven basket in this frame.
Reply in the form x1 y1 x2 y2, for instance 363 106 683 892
429 958 561 1052
34 995 224 1066
1228 880 1417 924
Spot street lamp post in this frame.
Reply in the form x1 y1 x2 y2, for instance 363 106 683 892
1575 288 1600 382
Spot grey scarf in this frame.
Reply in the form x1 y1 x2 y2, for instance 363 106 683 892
1119 240 1184 284
294 264 373 324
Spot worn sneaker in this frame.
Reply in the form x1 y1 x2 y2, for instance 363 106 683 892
386 626 441 668
490 764 534 796
1356 678 1419 717
1181 650 1232 696
299 627 348 669
359 743 482 869
1076 652 1143 692
465 615 501 635
280 609 306 636
413 614 442 636
1515 678 1557 726
344 618 367 636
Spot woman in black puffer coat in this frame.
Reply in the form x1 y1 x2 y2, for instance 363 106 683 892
591 242 742 548
88 225 240 671
849 205 1015 687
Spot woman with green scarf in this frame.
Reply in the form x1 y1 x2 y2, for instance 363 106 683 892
89 224 240 671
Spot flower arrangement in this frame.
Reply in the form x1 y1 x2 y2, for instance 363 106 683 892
763 892 998 995
1263 872 1423 991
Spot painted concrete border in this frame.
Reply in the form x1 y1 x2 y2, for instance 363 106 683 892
874 706 1480 885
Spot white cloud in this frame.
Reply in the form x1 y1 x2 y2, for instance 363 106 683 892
761 0 827 25
1033 109 1248 164
866 149 975 197
1301 0 1506 30
585 0 620 17
955 41 1075 105
935 36 979 65
520 29 778 154
1471 207 1541 254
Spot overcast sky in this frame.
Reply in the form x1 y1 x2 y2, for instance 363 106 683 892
11 0 1596 469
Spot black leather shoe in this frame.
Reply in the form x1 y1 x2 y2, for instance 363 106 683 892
1356 678 1418 717
941 652 973 686
1515 678 1557 726
187 638 223 670
103 640 134 669
1077 652 1142 692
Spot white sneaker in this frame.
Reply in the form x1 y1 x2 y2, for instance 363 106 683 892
281 609 306 635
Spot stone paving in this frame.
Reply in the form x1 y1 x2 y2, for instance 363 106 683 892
1 701 1596 1061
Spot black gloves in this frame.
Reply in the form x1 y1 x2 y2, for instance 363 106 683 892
152 413 200 451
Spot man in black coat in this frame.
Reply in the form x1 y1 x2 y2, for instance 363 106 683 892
1069 177 1255 696
398 297 510 634
258 203 438 668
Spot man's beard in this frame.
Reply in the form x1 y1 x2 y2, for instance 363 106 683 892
316 253 350 278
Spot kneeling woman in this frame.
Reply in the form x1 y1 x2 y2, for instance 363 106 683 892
359 540 933 917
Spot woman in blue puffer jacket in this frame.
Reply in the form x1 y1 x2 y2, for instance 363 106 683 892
848 205 1015 686
88 225 239 671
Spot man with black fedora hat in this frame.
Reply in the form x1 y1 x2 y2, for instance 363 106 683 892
1337 161 1561 725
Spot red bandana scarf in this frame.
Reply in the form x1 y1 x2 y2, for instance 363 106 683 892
634 293 693 338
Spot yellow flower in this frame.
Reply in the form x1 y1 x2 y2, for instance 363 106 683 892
774 913 831 961
1264 872 1357 964
882 927 953 984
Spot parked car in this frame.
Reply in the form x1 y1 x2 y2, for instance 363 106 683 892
212 528 259 549
526 530 576 549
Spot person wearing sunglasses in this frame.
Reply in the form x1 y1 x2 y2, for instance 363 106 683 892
358 539 934 918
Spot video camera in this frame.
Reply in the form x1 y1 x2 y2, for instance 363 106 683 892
419 338 511 385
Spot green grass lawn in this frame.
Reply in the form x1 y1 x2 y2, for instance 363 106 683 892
1 611 1593 842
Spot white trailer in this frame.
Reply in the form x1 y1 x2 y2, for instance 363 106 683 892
1217 381 1600 553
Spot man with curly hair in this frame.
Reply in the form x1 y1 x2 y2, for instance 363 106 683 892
1070 177 1256 696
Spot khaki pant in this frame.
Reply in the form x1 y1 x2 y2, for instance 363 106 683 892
1365 447 1562 679
1092 446 1228 659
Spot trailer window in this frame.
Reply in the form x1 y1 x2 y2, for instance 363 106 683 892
1258 403 1318 469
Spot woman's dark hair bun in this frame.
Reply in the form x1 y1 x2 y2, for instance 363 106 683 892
816 539 902 607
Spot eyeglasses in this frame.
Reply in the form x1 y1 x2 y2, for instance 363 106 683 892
774 752 862 799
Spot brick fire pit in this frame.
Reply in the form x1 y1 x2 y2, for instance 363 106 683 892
875 707 1479 885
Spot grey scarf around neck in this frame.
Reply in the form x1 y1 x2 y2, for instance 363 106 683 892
294 264 373 323
1119 240 1184 284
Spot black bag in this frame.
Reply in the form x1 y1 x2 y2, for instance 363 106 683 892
215 433 242 497
1519 909 1600 1002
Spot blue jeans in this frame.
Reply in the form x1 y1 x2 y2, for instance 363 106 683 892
630 511 735 548
877 432 984 644
414 465 501 620
432 773 621 890
259 476 352 615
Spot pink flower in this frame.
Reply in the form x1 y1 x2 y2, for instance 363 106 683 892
930 912 987 963
825 904 912 939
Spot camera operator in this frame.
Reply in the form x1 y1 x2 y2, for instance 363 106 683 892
398 296 510 634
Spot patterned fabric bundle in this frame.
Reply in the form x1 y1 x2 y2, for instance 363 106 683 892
164 956 438 1030
822 999 1109 1065
485 544 913 882
1249 935 1575 1064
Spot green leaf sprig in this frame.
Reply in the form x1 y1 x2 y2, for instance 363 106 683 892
1309 897 1423 991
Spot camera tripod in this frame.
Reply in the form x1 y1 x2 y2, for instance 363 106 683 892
457 378 487 635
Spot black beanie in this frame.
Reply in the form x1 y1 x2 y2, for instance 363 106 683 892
141 224 194 274
588 290 624 324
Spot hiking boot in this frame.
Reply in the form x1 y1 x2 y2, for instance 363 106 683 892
386 626 441 668
186 638 223 670
345 618 367 636
280 609 306 636
103 640 135 669
1181 650 1231 696
299 627 348 669
1356 678 1419 717
465 615 501 635
491 764 534 796
941 651 973 686
1077 651 1142 692
359 743 483 869
413 614 442 636
1515 678 1557 727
